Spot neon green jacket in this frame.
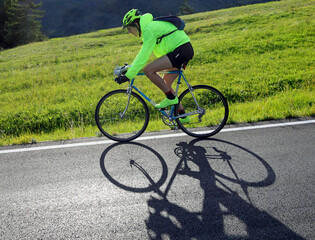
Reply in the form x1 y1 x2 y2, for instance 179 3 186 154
125 13 190 80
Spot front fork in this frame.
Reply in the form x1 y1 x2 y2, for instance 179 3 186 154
119 87 133 118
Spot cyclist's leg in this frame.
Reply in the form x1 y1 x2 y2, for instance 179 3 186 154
162 42 193 113
163 71 185 112
163 68 178 94
143 55 173 93
163 68 178 87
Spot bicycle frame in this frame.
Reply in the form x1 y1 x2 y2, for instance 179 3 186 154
96 67 229 141
124 69 197 125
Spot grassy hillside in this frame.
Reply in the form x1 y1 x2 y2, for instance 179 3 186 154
0 0 314 145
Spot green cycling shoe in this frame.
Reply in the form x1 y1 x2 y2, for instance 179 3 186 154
155 97 179 109
179 116 190 124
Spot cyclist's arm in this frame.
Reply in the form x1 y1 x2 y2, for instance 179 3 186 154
125 29 156 80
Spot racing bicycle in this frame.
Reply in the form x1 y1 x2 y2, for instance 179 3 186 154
95 65 229 142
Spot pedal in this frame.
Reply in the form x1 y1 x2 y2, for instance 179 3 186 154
171 125 179 130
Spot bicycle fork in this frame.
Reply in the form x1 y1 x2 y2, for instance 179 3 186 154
118 87 133 119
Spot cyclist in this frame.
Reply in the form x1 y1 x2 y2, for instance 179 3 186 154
115 9 194 122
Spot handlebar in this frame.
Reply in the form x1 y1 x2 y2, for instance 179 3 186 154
114 64 131 77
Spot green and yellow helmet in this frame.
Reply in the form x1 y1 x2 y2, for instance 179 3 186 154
122 9 142 29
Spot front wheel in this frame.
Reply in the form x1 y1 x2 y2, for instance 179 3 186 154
175 85 229 138
95 90 149 142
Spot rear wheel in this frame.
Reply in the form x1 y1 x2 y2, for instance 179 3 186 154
175 85 228 138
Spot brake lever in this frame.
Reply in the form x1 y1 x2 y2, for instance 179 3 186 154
114 64 131 77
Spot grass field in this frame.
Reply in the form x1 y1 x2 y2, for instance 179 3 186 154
0 0 314 145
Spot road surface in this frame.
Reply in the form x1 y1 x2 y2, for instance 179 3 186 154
0 119 314 239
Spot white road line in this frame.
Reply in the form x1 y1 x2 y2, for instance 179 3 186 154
0 120 314 154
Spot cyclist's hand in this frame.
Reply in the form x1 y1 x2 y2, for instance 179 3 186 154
115 75 129 84
114 64 130 77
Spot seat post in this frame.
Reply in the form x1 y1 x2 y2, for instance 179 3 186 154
175 71 183 96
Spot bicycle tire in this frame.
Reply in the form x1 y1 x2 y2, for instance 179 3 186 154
95 89 149 142
175 85 229 138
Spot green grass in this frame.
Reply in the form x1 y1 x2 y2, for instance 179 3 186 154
0 0 314 146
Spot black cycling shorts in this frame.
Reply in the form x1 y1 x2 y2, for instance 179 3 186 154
167 42 194 69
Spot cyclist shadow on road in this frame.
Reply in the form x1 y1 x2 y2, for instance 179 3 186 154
99 139 304 240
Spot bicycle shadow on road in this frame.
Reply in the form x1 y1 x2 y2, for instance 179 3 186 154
100 139 305 240
100 142 168 194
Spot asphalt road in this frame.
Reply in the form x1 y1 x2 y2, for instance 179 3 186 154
0 120 314 239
